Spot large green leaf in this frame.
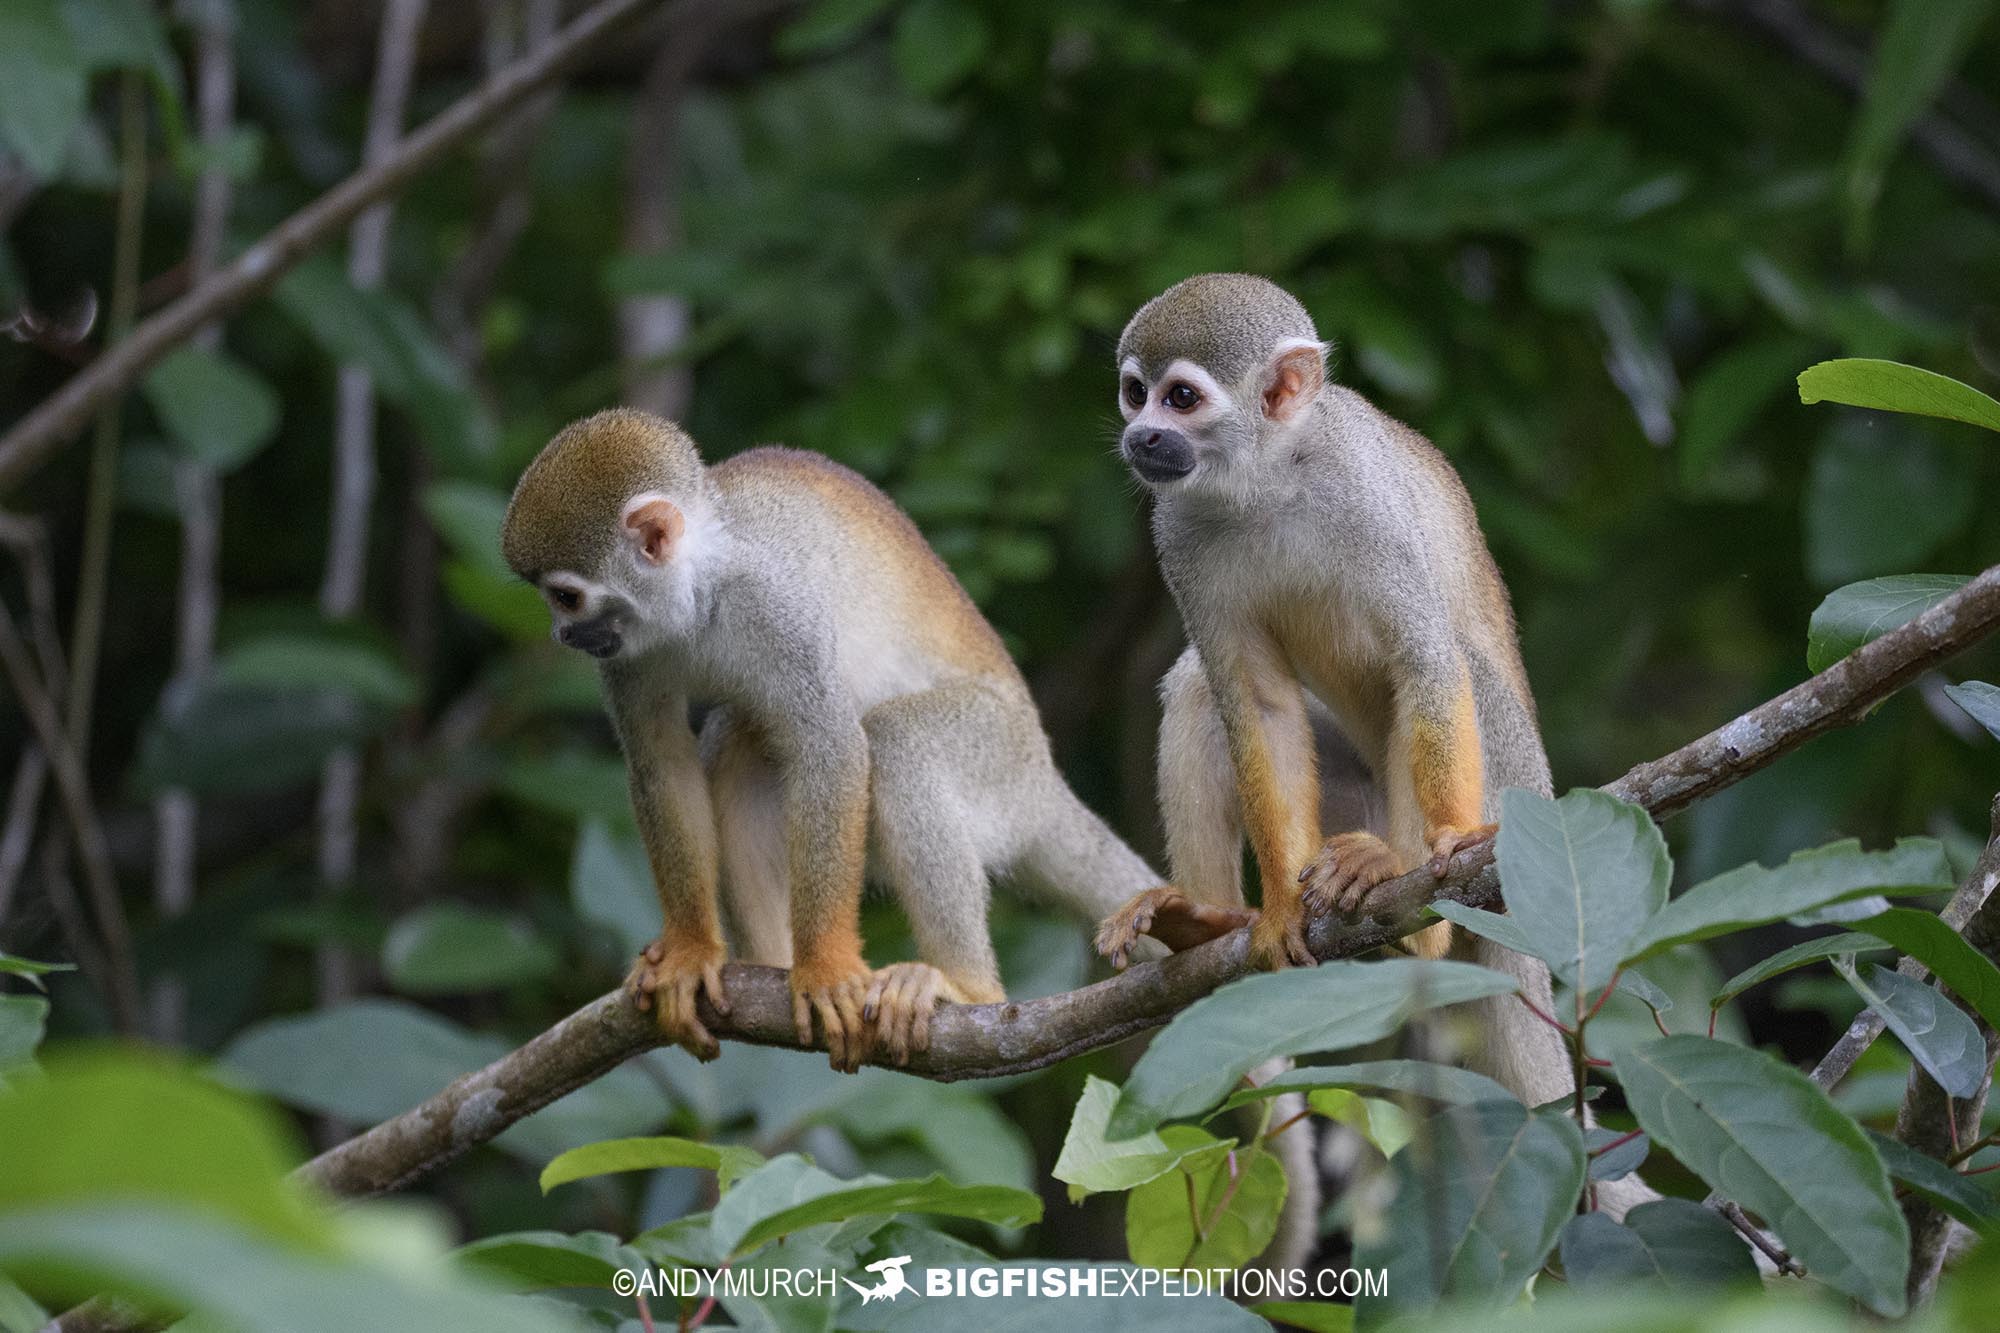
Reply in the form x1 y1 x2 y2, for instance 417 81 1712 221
0 950 75 991
711 1155 1041 1256
813 1076 1036 1194
1806 574 1972 673
1802 424 1972 586
0 996 49 1082
891 0 990 97
1678 336 1816 484
1558 1200 1757 1288
1354 1101 1585 1326
1833 960 1987 1099
1125 1131 1285 1270
1053 1076 1233 1201
454 1229 649 1292
1799 360 2000 433
1496 788 1669 995
1866 1130 2000 1234
539 1136 764 1194
141 345 282 472
0 0 85 176
131 677 380 798
570 820 658 959
1621 838 1951 962
1850 907 2000 1030
1945 681 2000 740
1208 1059 1516 1116
1711 932 1887 1010
1843 2 2000 228
1613 1036 1908 1314
1110 958 1519 1137
380 904 560 995
214 632 418 710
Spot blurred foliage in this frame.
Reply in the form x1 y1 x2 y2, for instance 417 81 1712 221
4 0 2000 1326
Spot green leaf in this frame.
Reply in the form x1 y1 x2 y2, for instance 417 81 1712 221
1126 1132 1286 1270
423 481 514 580
1803 425 1973 586
0 1049 329 1249
141 345 281 472
132 678 380 798
1945 681 2000 740
1798 359 2000 434
571 819 658 959
1613 1035 1909 1315
1110 959 1519 1137
214 633 418 710
1559 1199 1757 1288
890 0 989 97
1354 1102 1585 1326
1833 960 1987 1099
498 750 633 824
1678 336 1816 485
380 904 560 995
1428 900 1537 954
1866 1129 2000 1233
1585 1126 1650 1182
454 1229 648 1291
0 950 75 992
59 0 171 72
539 1136 765 1195
777 0 896 57
713 1155 1040 1256
1497 788 1670 994
0 995 50 1081
1807 575 1972 673
815 1077 1035 1193
1622 838 1952 962
1054 1076 1233 1201
1851 907 2000 1031
1253 1301 1355 1333
1613 968 1676 1015
1208 1059 1517 1117
0 0 86 176
1711 932 1887 1010
1843 3 2000 229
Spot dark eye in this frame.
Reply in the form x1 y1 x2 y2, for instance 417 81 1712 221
551 587 580 612
1122 378 1146 409
1165 383 1201 411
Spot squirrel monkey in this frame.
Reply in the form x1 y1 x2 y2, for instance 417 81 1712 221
1093 273 1575 1113
502 410 1164 1071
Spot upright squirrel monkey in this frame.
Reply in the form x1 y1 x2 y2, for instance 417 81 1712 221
1094 273 1573 1109
503 410 1164 1070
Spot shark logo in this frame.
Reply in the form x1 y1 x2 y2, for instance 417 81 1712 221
843 1255 914 1304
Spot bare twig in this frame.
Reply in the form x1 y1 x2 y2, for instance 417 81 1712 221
152 0 239 1046
290 565 2000 1199
0 513 64 919
0 0 690 495
1893 796 2000 1306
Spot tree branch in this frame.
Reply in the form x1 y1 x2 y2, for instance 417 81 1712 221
0 0 693 495
297 565 2000 1199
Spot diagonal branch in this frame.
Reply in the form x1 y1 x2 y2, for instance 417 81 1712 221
0 0 704 495
298 565 2000 1199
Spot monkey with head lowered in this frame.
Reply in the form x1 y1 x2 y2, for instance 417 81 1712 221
502 409 1165 1071
1092 273 1583 1115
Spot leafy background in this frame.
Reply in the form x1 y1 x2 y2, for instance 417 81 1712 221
2 0 1999 1327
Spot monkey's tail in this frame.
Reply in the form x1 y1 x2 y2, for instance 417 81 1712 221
1018 780 1168 922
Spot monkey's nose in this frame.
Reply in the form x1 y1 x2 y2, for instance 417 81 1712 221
1122 425 1196 483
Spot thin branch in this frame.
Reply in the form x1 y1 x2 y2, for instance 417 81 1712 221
294 565 2000 1199
0 0 695 495
0 513 64 919
153 0 239 1046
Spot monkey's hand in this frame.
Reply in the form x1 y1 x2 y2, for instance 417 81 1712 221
791 948 874 1073
627 933 731 1061
1247 898 1316 971
862 963 993 1066
1297 831 1405 917
1093 887 1256 970
1424 822 1498 878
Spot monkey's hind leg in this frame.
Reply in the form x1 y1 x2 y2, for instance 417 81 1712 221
859 685 1011 1065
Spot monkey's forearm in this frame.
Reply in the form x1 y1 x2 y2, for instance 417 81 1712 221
1404 663 1488 840
779 725 872 967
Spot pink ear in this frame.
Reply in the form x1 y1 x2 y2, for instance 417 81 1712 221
1261 344 1324 421
623 497 685 565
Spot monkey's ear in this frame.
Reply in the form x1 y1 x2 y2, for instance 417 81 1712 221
1260 341 1325 422
622 496 685 565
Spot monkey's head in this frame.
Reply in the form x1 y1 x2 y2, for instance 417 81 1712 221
1114 273 1327 501
502 409 714 660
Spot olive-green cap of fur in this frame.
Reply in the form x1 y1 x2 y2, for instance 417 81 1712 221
501 408 706 580
1116 273 1319 387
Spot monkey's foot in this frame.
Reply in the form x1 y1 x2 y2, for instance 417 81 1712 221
1425 822 1498 878
1298 830 1404 916
790 951 874 1072
862 963 992 1066
1093 886 1256 969
627 934 730 1061
1247 902 1315 971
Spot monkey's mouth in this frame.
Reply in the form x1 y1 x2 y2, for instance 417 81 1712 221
1122 428 1197 484
557 619 623 658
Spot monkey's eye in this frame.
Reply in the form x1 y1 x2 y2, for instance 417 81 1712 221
1122 377 1146 410
1165 382 1201 411
550 587 581 613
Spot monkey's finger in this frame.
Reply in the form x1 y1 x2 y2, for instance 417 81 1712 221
643 939 665 965
812 994 851 1071
862 972 889 1024
793 991 815 1048
701 964 731 1017
910 977 939 1054
1286 929 1316 968
836 985 871 1071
